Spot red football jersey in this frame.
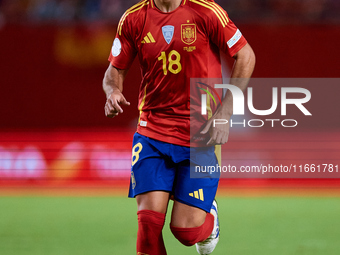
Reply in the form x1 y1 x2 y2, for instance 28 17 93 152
109 0 247 146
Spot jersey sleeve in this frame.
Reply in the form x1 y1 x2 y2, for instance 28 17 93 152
108 13 137 70
207 3 247 57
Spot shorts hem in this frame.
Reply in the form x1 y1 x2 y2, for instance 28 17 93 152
173 197 211 213
128 189 172 198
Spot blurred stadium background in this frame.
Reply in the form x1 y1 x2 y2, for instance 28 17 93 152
0 0 339 254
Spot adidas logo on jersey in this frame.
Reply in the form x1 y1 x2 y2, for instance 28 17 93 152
141 32 156 44
189 189 204 201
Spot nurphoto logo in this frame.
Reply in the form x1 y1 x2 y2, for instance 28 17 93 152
200 84 312 128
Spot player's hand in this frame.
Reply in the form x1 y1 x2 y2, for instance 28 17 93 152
200 110 230 145
104 91 130 118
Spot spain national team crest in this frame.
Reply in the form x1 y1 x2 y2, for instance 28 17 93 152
131 171 136 189
181 24 196 45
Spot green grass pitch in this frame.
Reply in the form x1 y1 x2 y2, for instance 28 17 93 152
0 196 339 255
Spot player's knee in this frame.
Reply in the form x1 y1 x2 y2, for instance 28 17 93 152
170 225 199 246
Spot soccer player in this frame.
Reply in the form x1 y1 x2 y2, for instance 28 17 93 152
103 0 255 254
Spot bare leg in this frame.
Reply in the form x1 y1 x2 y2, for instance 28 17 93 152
170 200 214 247
171 200 207 228
136 191 170 213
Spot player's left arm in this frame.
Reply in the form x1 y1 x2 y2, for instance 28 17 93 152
200 3 256 145
201 43 255 145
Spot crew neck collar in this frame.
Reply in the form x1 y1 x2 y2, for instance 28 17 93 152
150 0 186 12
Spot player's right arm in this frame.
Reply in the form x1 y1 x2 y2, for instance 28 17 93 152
103 7 138 118
103 65 130 118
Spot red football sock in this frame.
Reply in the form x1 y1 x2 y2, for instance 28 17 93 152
170 213 214 246
137 210 167 255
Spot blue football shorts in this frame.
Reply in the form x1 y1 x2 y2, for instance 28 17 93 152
128 132 220 212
